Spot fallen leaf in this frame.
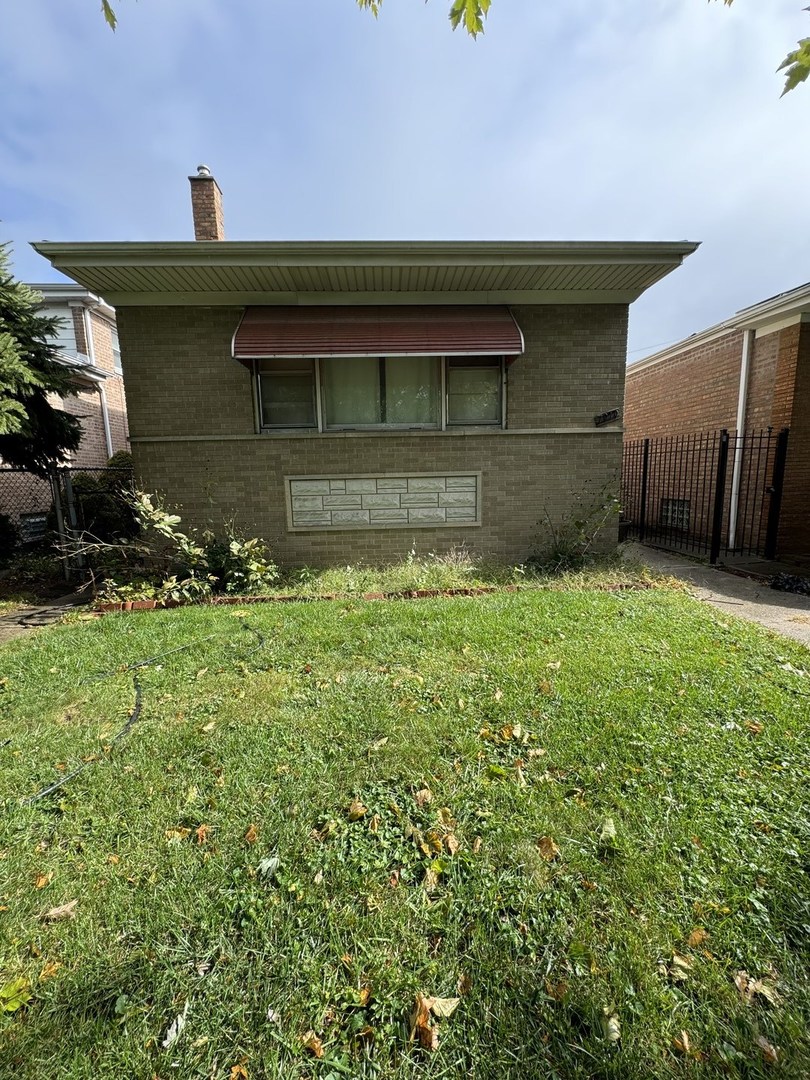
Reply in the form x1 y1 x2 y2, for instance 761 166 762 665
302 1031 324 1058
493 689 503 702
0 977 32 1013
687 927 707 948
229 1064 249 1080
165 827 192 844
195 824 211 845
472 836 482 854
423 867 440 893
244 823 258 845
544 978 568 1002
745 720 764 735
34 872 52 890
599 818 617 846
202 721 216 733
734 970 781 1006
537 836 560 861
347 798 367 822
368 813 381 834
410 993 439 1051
266 1007 280 1024
313 869 324 885
580 878 598 891
514 760 528 787
161 1001 189 1048
547 660 562 670
756 1034 778 1064
669 954 692 982
602 1007 621 1042
414 788 433 808
537 679 552 695
107 854 120 865
673 1030 691 1055
457 972 473 996
40 899 77 922
39 960 61 982
444 834 460 857
196 668 209 679
429 996 460 1018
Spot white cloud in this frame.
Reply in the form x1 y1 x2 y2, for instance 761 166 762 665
1 0 806 353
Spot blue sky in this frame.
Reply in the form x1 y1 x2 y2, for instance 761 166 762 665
1 0 807 357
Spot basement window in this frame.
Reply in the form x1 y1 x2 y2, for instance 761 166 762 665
659 498 690 531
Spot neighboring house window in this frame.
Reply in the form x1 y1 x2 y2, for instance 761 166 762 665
258 359 317 428
112 329 122 373
256 356 504 432
660 498 690 530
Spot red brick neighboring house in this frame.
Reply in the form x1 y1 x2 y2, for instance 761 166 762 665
34 284 130 465
0 286 130 543
624 284 810 556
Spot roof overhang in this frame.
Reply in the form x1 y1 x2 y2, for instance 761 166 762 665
31 240 699 308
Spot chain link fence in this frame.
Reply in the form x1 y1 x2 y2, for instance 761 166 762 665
0 467 134 572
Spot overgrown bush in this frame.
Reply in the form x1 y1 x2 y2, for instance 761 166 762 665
1 552 64 593
528 483 620 574
69 490 279 604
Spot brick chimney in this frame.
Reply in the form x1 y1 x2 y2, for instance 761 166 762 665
188 164 225 241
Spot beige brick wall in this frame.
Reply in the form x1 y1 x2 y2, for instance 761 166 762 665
117 304 626 565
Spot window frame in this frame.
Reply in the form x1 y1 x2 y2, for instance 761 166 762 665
255 354 507 433
256 359 319 430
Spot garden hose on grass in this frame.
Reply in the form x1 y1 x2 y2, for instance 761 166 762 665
21 622 266 806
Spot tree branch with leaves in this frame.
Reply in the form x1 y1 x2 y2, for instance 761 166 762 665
96 1 807 94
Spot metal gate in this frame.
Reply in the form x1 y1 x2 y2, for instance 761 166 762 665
621 428 789 563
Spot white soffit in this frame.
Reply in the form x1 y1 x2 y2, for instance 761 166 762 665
31 241 699 307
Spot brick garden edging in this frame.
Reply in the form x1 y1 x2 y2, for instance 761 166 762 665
91 580 654 615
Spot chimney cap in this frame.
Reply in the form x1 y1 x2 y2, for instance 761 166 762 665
190 164 213 180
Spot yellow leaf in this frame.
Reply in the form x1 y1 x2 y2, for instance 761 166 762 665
34 872 52 890
39 960 61 982
687 927 707 948
537 836 560 861
347 798 367 822
409 993 439 1051
673 1030 691 1055
107 854 120 865
472 836 482 854
368 813 381 834
196 824 211 845
437 807 455 828
302 1031 324 1058
414 788 433 808
230 1064 249 1079
244 824 258 845
165 827 192 844
430 996 460 1018
444 834 460 857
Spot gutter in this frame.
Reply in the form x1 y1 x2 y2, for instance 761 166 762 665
728 329 754 550
81 304 114 458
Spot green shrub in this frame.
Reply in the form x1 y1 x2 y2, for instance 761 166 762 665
528 483 620 574
1 552 64 592
0 513 19 565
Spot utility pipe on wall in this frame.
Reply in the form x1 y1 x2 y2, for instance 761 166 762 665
727 328 754 550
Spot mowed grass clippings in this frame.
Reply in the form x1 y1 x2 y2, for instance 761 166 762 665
0 591 807 1079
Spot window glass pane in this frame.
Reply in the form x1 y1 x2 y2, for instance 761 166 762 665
322 358 381 427
447 362 501 424
260 362 315 427
385 357 439 425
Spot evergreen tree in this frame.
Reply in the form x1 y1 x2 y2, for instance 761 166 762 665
0 243 82 475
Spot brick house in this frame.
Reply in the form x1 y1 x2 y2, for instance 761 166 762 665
624 284 810 557
32 168 696 566
0 285 130 544
34 284 130 465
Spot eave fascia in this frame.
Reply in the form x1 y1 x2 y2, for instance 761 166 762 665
102 289 646 307
31 239 699 269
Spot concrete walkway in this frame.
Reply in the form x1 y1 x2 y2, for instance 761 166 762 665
0 594 85 647
626 544 810 649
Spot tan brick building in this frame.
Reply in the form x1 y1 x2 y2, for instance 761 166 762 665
32 169 696 567
625 284 810 557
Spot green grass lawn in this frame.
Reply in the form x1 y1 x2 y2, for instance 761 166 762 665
0 589 808 1078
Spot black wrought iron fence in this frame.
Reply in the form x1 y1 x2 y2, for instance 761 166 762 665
621 428 789 563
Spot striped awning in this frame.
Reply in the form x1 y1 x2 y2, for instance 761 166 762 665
232 305 524 362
